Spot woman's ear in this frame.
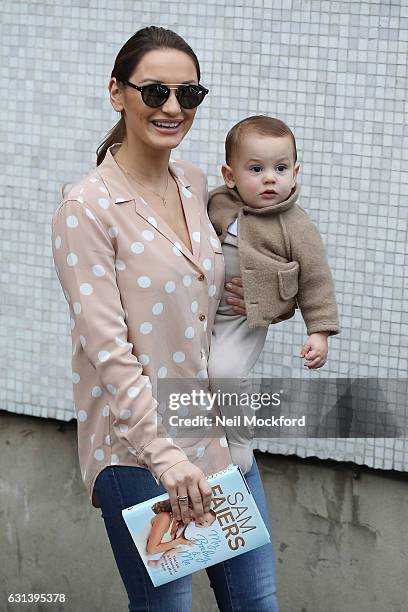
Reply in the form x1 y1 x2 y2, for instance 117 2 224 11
109 77 124 112
221 164 236 189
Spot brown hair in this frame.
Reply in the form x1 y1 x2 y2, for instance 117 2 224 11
96 26 201 166
225 115 297 166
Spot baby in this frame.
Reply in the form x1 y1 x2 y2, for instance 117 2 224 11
207 115 340 474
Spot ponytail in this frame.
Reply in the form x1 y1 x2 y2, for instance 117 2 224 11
96 115 126 166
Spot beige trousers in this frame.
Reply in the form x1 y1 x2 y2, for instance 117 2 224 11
208 233 268 474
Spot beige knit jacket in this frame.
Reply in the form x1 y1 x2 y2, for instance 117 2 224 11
208 183 340 333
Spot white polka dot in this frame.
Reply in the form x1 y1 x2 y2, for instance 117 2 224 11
140 322 152 334
92 264 106 277
182 186 192 198
203 258 212 270
196 446 205 458
152 302 163 315
197 369 208 380
137 276 151 288
70 318 75 330
127 387 140 398
72 372 80 384
94 449 104 461
173 352 185 363
208 285 217 297
85 208 95 221
66 215 78 228
115 336 126 347
158 366 167 378
127 447 137 456
182 275 192 287
220 436 229 447
55 236 62 249
138 354 150 365
148 216 158 227
108 226 119 238
107 384 117 396
80 283 93 296
120 409 131 419
98 198 110 209
99 184 109 194
73 302 81 315
91 386 102 397
192 232 201 242
105 435 111 445
210 236 221 249
89 176 99 183
119 424 129 433
111 454 119 465
102 405 110 417
98 350 110 362
115 259 126 271
185 327 194 339
77 409 87 422
79 335 86 347
131 241 144 254
142 229 155 241
165 281 176 293
172 244 182 257
191 301 198 313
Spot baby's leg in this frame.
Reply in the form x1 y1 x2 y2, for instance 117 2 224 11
208 235 268 474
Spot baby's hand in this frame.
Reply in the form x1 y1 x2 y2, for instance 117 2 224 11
300 332 329 369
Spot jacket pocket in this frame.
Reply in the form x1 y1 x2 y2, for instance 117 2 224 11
277 261 299 300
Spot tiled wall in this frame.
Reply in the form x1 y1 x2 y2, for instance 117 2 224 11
1 1 407 469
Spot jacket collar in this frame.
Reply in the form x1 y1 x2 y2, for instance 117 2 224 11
209 181 300 217
95 143 202 263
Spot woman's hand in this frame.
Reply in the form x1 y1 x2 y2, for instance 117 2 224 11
160 460 213 525
225 276 246 315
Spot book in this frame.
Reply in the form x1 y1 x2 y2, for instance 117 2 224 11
121 464 271 586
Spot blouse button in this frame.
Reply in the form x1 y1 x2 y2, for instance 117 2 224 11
199 313 206 322
197 274 205 281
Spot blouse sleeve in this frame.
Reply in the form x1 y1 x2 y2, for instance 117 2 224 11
51 198 188 481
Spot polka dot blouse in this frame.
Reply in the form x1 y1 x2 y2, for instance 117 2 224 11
51 144 232 507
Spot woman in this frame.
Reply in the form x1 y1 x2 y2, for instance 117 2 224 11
146 499 216 567
51 26 278 611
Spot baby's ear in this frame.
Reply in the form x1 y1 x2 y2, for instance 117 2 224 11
221 164 236 189
292 162 300 186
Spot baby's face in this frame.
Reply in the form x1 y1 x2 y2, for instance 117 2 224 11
194 511 216 528
223 133 299 209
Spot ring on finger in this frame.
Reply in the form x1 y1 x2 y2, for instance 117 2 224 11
177 494 189 504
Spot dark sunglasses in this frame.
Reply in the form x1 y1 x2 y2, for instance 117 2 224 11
123 81 209 109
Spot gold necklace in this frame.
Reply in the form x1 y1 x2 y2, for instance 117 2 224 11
117 162 170 206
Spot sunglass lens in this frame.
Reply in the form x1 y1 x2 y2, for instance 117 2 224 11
142 84 169 107
177 85 206 109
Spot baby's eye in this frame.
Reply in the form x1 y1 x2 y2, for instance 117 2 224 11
276 164 287 173
249 165 262 173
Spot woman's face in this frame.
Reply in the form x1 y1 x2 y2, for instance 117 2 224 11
110 48 199 152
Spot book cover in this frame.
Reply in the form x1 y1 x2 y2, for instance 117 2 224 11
122 464 271 586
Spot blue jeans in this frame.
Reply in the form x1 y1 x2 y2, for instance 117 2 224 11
94 454 279 611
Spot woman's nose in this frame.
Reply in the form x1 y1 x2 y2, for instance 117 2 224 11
161 90 182 114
